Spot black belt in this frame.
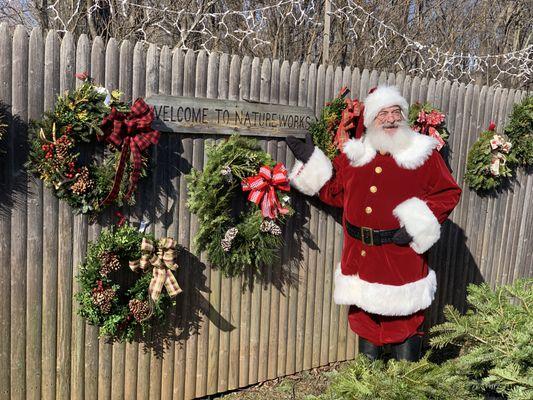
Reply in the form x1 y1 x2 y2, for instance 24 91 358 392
345 219 398 246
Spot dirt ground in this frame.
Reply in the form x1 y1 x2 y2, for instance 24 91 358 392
211 362 344 399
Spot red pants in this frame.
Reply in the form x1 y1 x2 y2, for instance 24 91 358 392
348 306 425 346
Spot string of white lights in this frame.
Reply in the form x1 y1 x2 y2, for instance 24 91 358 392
45 0 532 85
329 0 533 84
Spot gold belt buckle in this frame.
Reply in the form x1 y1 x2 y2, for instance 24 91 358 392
361 226 374 246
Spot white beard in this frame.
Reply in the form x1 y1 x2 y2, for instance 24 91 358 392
364 121 414 155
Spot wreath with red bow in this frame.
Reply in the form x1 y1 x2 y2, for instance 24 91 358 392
26 74 159 215
186 135 294 277
309 87 365 160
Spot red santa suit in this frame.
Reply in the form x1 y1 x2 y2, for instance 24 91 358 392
289 86 461 346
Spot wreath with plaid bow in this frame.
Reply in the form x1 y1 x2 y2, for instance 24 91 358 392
186 135 294 277
26 74 159 215
76 224 180 341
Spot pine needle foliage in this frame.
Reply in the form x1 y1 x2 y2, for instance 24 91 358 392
504 96 533 167
309 96 347 160
186 135 293 277
430 279 533 399
320 356 481 400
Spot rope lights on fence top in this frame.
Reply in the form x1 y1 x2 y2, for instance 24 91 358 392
46 0 532 86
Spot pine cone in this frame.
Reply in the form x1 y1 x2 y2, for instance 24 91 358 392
260 219 282 236
269 223 282 236
92 282 115 314
71 167 94 195
221 227 238 252
129 299 152 322
99 251 121 276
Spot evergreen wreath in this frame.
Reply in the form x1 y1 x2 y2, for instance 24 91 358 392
309 87 363 160
408 102 449 151
26 73 159 215
504 96 533 167
76 224 180 341
465 124 516 192
186 135 294 277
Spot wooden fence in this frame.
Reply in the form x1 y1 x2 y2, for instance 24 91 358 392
0 24 531 400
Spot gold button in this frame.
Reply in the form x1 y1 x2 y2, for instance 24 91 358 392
365 206 372 214
375 166 382 174
370 186 377 193
361 250 366 257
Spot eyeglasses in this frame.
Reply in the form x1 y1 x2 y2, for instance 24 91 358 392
376 108 403 121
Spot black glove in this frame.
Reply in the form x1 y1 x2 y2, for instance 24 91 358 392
287 132 314 164
392 227 413 246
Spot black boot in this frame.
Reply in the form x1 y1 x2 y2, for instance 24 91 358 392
391 335 422 361
358 337 383 360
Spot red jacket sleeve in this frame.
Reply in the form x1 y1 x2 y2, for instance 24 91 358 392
318 153 349 208
421 151 462 224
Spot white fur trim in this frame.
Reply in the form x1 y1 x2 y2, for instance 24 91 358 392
363 86 409 128
393 197 441 254
392 132 438 169
342 130 437 169
289 147 333 196
342 138 376 167
333 265 437 316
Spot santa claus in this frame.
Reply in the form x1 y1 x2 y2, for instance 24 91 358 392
287 86 461 361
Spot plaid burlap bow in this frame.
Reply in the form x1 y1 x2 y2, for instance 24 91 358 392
129 237 182 301
99 98 160 205
241 162 290 219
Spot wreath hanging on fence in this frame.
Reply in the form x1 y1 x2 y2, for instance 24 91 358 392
186 135 294 277
408 102 449 151
504 96 533 167
26 73 160 215
76 224 181 341
465 123 516 192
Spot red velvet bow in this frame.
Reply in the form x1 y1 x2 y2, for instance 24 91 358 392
241 163 290 219
335 97 363 148
99 98 160 205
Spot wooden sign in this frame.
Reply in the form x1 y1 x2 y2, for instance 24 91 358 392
146 94 316 138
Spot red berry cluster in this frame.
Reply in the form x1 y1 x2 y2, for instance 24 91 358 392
41 143 55 159
66 162 76 179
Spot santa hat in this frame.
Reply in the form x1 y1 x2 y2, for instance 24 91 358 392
363 86 408 128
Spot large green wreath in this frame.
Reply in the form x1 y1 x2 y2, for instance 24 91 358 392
76 224 176 341
26 76 155 215
186 135 293 277
504 96 533 167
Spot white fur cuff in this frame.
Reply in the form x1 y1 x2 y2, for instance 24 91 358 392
393 197 441 254
333 266 437 316
289 147 333 196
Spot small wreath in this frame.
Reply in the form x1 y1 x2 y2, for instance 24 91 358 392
76 224 180 341
26 73 159 215
504 96 532 167
186 135 294 277
408 102 449 151
310 87 363 160
465 124 516 192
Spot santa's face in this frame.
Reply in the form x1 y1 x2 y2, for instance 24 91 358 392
372 105 404 135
